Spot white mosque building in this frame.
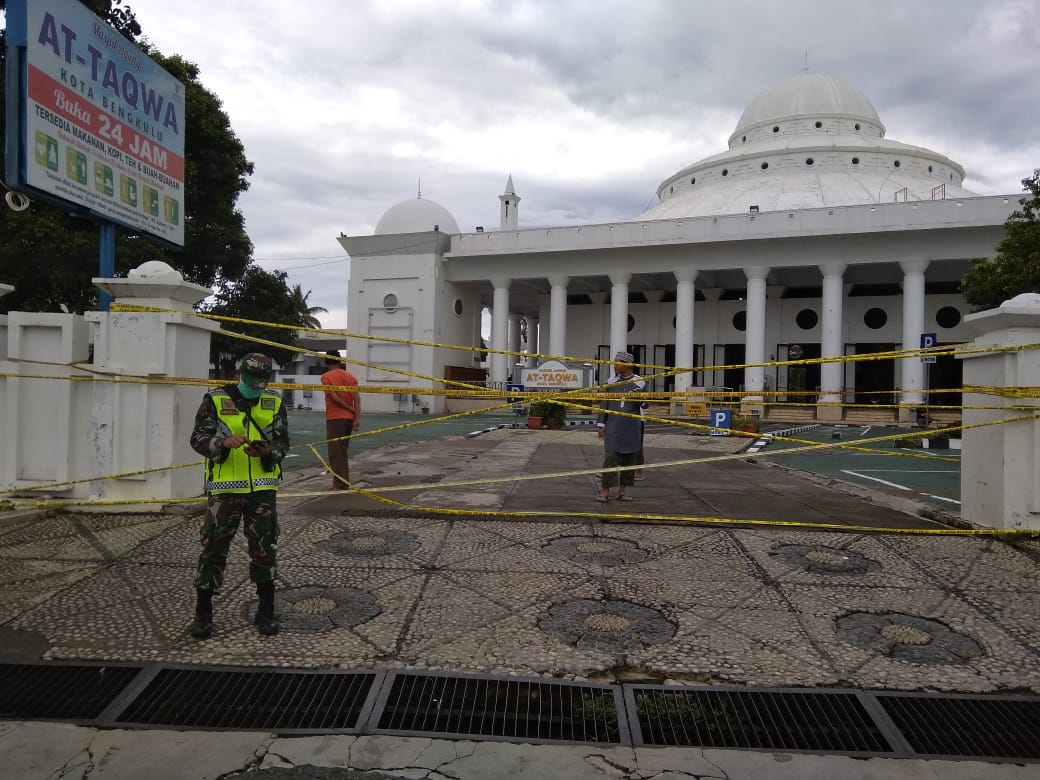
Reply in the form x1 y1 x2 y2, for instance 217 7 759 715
338 71 1017 420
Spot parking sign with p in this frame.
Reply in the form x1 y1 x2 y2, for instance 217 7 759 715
710 409 732 436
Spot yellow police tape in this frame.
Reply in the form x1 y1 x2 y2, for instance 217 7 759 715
9 412 1038 538
0 363 1028 499
110 302 1040 374
3 304 1037 536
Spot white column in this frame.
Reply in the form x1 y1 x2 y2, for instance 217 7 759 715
899 259 929 421
959 295 1040 530
548 274 569 359
609 272 631 362
490 277 511 384
818 263 846 418
743 265 768 399
524 316 539 366
507 315 521 377
674 269 697 395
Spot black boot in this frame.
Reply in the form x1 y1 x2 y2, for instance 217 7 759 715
254 580 280 636
190 589 213 639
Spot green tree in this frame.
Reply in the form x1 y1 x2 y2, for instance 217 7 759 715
0 0 253 313
960 169 1040 311
206 267 307 379
288 284 328 330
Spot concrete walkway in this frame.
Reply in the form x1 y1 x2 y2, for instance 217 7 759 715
1 427 1038 778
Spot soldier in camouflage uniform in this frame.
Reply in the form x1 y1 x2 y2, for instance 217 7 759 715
189 353 290 638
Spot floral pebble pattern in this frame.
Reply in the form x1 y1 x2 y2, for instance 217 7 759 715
771 544 879 575
542 536 649 567
836 611 983 663
539 599 675 653
324 530 420 557
243 586 381 633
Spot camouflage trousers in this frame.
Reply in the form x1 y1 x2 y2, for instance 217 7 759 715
194 490 279 592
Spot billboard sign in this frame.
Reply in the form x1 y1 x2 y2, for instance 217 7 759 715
519 360 583 390
5 0 185 245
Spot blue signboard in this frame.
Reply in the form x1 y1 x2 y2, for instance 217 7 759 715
710 409 731 436
5 0 186 246
920 332 937 363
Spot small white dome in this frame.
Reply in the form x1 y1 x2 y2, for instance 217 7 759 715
375 197 459 235
734 72 881 137
128 260 183 281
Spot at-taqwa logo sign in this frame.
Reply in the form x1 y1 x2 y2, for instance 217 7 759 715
520 360 583 389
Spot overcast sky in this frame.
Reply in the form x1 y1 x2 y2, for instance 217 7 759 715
126 0 1039 329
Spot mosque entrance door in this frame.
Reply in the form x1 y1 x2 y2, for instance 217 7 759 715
654 344 705 394
713 344 745 398
777 343 821 402
929 342 962 411
846 343 896 406
652 344 675 394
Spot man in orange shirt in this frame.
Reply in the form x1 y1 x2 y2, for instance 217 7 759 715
321 351 360 490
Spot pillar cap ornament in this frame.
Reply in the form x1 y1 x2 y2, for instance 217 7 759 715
964 292 1040 336
93 261 211 311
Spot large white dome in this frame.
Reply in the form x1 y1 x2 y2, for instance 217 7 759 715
375 197 459 235
638 71 973 221
733 72 882 139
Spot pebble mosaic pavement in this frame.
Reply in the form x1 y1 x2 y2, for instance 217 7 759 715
0 428 1038 698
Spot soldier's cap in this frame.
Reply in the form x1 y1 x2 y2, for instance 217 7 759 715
238 353 273 387
614 351 635 363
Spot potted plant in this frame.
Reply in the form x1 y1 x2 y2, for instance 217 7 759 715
732 414 760 434
529 399 566 429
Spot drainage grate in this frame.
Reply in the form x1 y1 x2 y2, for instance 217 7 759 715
375 671 624 744
0 662 143 721
878 693 1040 760
113 668 377 731
628 686 892 754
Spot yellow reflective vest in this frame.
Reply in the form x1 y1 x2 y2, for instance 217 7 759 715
205 389 282 494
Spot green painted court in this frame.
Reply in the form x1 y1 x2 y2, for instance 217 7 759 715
764 425 961 509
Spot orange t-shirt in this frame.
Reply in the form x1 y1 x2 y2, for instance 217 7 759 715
321 367 359 421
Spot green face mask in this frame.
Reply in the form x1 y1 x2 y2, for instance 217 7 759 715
237 379 264 400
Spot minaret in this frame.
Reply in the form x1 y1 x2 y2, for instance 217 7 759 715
499 175 520 231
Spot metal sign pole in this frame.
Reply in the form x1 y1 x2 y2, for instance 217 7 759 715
98 223 115 312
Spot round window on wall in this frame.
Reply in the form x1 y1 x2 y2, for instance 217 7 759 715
382 293 399 313
453 298 463 317
864 307 888 330
733 311 747 332
814 121 822 128
796 309 819 330
936 306 961 329
627 314 635 333
722 169 729 177
761 162 769 170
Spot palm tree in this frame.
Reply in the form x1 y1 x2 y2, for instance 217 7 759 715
289 284 328 330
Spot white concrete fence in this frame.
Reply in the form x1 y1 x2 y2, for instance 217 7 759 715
1 261 215 511
1 262 1038 530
